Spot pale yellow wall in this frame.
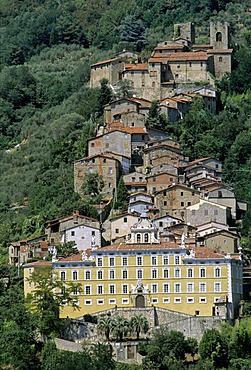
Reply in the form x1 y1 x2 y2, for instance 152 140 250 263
23 253 242 320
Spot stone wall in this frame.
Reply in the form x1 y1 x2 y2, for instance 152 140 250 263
63 307 225 343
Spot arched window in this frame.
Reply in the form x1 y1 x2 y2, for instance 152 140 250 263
219 56 223 63
137 233 141 243
152 81 156 87
216 32 222 42
144 233 149 243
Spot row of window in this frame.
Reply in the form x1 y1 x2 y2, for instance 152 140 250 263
60 267 222 281
96 255 180 267
81 282 223 295
62 296 217 307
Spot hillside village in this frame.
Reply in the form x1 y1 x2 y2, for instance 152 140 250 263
15 22 251 345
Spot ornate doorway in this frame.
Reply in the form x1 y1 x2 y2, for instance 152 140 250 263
135 294 145 308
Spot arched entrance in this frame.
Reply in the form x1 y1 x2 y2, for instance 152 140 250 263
135 295 145 308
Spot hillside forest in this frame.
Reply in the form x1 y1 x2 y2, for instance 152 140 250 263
1 0 251 368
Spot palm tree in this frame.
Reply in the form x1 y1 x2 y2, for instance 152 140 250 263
110 315 129 341
130 314 149 340
97 315 112 341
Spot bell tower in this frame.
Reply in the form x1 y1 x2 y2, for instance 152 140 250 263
210 22 229 50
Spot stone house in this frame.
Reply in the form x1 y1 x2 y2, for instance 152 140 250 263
146 172 179 194
110 212 140 243
154 184 201 219
196 221 231 237
90 22 232 102
9 236 49 265
196 229 240 255
152 215 182 232
128 192 153 214
144 143 185 169
103 98 151 125
123 172 147 193
206 188 237 220
149 163 179 177
74 153 121 196
90 58 125 88
182 157 222 181
44 211 101 250
186 199 231 227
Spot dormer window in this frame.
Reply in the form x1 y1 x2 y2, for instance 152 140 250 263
137 234 141 243
144 233 149 243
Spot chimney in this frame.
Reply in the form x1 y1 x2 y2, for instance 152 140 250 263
73 210 79 224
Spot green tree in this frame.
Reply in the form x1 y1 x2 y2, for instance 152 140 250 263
82 172 105 197
118 15 146 51
98 79 113 116
115 177 128 212
130 314 149 340
97 315 113 341
110 315 129 341
26 265 82 338
145 100 168 131
199 328 228 368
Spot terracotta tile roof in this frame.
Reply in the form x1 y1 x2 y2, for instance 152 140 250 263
148 57 169 64
185 247 227 259
124 63 148 71
23 260 52 268
168 52 209 62
57 251 91 262
91 58 120 67
99 242 180 252
192 45 213 50
146 172 178 179
154 44 185 50
45 212 99 225
124 181 147 186
207 49 233 54
108 126 148 134
9 242 21 246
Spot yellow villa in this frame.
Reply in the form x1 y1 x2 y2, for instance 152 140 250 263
23 214 243 320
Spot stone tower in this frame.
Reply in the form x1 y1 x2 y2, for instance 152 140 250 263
210 22 229 50
173 22 195 44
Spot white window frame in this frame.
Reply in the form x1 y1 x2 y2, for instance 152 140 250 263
163 297 170 304
122 284 128 294
122 298 129 304
109 284 116 294
97 299 104 305
151 283 158 294
85 299 92 305
163 283 170 293
122 256 128 266
151 298 158 304
151 256 157 266
214 267 221 278
187 282 194 293
97 257 103 267
199 297 207 304
97 270 103 280
85 270 91 280
137 269 143 279
163 268 169 279
174 297 182 303
187 297 194 304
200 267 206 278
122 269 128 279
109 298 116 305
214 282 221 292
174 283 181 293
152 269 158 279
97 284 104 295
174 268 181 278
60 271 66 281
109 269 115 279
85 285 92 295
187 268 193 278
137 255 143 266
174 255 180 265
199 282 207 293
163 255 169 265
72 270 78 280
109 257 115 267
